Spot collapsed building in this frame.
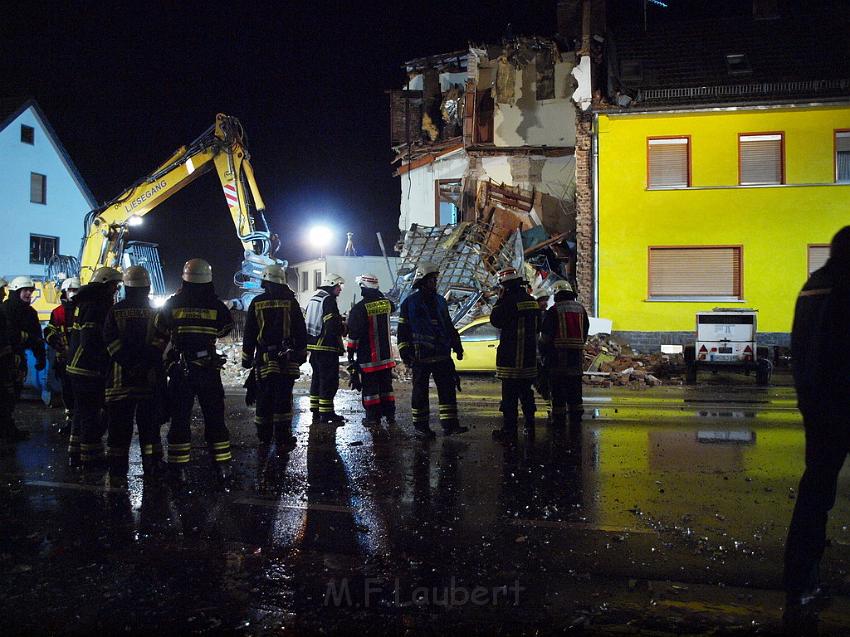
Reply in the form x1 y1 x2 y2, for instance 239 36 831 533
388 37 582 322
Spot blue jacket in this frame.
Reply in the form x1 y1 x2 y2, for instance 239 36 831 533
397 289 461 363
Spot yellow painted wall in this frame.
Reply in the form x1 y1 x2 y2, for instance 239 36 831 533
598 105 850 333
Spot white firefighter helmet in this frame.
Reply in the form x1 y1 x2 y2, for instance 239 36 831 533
550 280 574 295
182 258 212 284
531 287 550 300
90 267 123 285
8 276 36 291
355 273 379 289
123 265 151 288
261 264 287 285
412 261 439 284
497 267 522 284
321 273 345 288
60 277 81 292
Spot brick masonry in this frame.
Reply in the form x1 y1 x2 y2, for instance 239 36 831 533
612 331 791 354
574 108 594 314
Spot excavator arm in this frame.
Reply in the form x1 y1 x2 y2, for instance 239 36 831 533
70 113 282 307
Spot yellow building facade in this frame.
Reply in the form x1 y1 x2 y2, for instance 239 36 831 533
596 103 850 346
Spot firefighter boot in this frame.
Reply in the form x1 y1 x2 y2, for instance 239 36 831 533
414 424 437 440
141 455 163 482
275 426 297 452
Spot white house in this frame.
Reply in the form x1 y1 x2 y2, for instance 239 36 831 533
0 98 96 282
290 255 399 313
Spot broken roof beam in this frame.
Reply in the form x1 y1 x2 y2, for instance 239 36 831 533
403 50 469 73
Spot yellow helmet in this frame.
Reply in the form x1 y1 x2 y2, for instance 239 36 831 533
182 258 212 284
261 264 287 285
91 267 123 284
123 265 151 288
551 280 574 295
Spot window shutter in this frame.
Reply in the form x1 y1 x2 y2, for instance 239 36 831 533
30 173 46 203
837 132 850 182
807 245 830 276
739 134 782 185
648 138 689 188
649 247 741 298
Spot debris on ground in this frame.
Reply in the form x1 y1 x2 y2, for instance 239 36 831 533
582 334 685 388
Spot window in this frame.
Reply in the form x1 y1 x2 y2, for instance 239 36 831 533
836 130 850 183
435 179 462 225
20 125 34 145
647 137 690 189
30 172 46 204
460 322 500 342
314 270 322 289
30 234 58 264
648 246 742 300
725 54 751 76
300 270 309 292
739 133 783 185
620 60 643 82
808 244 830 277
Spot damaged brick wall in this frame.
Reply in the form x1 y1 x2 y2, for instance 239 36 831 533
574 108 594 314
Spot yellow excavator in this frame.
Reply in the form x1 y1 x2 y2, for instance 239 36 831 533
38 113 284 316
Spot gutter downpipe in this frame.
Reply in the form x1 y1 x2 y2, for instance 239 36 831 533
592 111 600 317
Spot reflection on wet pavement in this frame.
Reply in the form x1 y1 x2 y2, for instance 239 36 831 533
1 382 849 634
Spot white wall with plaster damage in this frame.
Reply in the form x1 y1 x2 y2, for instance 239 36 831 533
398 150 468 231
477 59 577 148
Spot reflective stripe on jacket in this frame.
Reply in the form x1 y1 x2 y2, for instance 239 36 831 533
347 289 396 372
490 286 539 380
242 285 307 377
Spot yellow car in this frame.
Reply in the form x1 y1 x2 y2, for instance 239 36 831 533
453 316 499 372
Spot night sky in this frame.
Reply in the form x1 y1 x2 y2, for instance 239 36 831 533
2 0 780 292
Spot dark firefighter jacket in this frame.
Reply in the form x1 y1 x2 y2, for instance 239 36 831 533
791 259 850 406
305 287 344 354
0 308 15 382
539 298 590 375
153 282 234 369
66 283 115 383
103 288 167 402
45 300 73 365
347 288 396 372
490 283 540 380
242 282 308 378
3 293 45 370
397 288 460 364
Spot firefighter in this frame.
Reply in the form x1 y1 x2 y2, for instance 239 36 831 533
3 276 47 441
346 273 396 426
155 258 234 484
66 267 123 468
102 266 167 485
397 261 467 438
241 264 307 450
306 273 346 424
0 294 22 442
45 277 80 429
539 281 589 438
783 226 850 624
490 268 540 443
532 287 550 316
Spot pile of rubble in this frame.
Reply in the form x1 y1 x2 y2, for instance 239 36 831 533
583 334 685 388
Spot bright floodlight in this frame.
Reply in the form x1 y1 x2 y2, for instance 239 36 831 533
308 225 333 249
127 215 144 227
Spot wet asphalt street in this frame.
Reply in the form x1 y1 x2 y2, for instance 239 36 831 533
1 374 849 635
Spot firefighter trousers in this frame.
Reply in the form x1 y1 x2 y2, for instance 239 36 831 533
70 378 106 463
255 372 296 443
549 371 583 432
411 358 458 430
361 368 395 421
106 397 161 475
784 403 850 598
500 378 536 431
309 351 340 416
0 370 16 437
166 366 231 465
58 366 75 422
